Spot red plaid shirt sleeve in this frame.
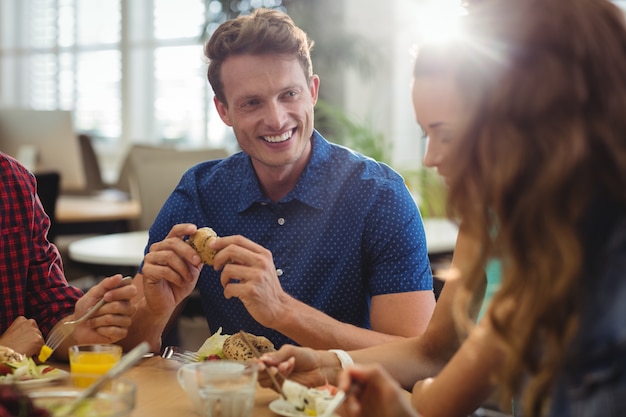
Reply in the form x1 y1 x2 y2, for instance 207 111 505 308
0 153 82 337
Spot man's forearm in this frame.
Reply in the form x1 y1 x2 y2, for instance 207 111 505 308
273 297 409 350
119 297 172 353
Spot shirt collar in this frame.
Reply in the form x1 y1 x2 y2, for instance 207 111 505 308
237 130 330 212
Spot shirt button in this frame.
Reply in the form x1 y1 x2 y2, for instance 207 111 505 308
277 217 285 225
276 269 284 277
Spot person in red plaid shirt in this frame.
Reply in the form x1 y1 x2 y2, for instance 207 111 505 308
0 152 137 360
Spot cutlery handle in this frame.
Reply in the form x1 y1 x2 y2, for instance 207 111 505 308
77 276 134 324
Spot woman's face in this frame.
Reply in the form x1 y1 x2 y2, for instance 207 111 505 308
412 74 465 180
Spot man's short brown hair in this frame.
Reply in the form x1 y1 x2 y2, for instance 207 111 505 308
204 8 314 105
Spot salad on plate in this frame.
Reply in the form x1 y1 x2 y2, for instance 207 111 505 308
0 346 65 385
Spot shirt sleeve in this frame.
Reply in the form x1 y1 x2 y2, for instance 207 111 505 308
363 175 433 295
25 171 82 336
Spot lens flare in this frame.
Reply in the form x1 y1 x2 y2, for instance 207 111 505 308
416 0 467 44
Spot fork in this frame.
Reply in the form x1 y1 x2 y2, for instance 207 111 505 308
161 346 201 364
38 276 133 362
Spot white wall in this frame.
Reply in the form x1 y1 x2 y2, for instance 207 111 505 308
341 0 424 172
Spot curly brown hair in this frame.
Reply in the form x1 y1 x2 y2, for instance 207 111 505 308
441 0 626 414
204 8 314 106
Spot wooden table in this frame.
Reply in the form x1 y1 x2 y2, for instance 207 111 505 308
46 356 281 417
56 195 141 224
131 357 280 416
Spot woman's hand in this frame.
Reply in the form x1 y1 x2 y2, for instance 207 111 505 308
337 364 419 417
258 345 340 390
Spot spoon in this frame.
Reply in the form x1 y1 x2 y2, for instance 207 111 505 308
55 342 150 417
318 389 346 417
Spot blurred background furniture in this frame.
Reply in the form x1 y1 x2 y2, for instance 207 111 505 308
77 133 107 193
115 145 229 231
34 171 61 243
423 218 458 301
0 109 87 192
68 230 147 269
56 195 140 227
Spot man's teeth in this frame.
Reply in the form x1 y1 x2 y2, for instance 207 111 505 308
263 131 292 143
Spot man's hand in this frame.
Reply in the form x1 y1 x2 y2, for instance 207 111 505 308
140 223 204 315
211 235 291 328
0 316 44 357
258 345 339 390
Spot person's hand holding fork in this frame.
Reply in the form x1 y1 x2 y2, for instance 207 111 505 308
56 274 137 359
336 364 418 417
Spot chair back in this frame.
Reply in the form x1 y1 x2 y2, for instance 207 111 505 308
116 145 229 230
34 171 61 242
78 134 106 192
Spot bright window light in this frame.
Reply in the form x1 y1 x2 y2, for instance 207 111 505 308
416 0 467 44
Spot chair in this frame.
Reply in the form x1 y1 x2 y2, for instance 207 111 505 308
115 145 229 230
78 133 106 192
34 171 61 243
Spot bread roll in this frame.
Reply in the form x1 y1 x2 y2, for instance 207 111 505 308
222 332 275 361
0 346 24 364
187 227 219 265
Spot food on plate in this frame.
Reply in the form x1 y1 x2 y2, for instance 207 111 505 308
196 327 230 360
187 227 219 265
282 379 339 416
196 328 275 361
30 390 134 417
222 331 275 361
0 346 58 384
37 345 53 363
0 347 23 365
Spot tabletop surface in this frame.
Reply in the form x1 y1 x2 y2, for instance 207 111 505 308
37 354 510 417
42 356 281 417
422 218 459 254
68 230 148 266
56 194 141 224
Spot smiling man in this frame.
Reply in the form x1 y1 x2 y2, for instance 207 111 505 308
124 9 435 352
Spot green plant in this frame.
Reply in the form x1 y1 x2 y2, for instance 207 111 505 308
401 167 448 218
314 100 389 163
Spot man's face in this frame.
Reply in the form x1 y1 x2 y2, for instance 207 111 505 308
214 53 319 173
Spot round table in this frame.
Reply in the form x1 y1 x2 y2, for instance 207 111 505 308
68 230 148 267
423 218 458 254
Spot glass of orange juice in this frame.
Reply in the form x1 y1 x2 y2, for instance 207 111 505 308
69 344 122 387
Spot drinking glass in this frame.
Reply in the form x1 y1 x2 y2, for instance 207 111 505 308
29 378 136 417
68 344 122 387
195 360 258 417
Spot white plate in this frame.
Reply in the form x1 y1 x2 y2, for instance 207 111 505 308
269 398 339 417
0 368 69 388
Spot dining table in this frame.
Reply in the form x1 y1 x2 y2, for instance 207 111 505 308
35 354 513 417
68 230 148 267
44 355 282 417
56 194 141 225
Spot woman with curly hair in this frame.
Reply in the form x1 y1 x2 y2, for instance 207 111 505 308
262 0 626 416
362 0 626 415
